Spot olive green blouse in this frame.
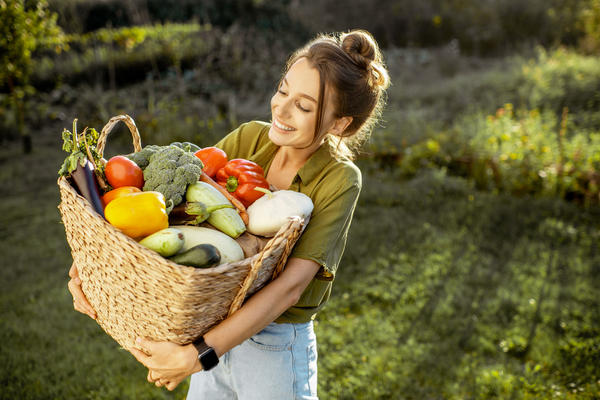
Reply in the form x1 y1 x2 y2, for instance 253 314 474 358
215 121 361 323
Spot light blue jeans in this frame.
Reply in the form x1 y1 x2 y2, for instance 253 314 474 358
187 321 318 400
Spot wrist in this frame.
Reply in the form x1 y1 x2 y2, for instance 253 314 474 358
202 332 223 358
184 344 203 374
192 336 220 371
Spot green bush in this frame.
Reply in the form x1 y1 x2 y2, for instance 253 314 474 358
578 0 600 53
383 48 600 131
517 48 600 125
393 105 600 204
369 48 600 204
31 23 219 89
30 20 303 95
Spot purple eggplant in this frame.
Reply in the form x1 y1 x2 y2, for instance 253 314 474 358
168 202 233 225
71 160 105 218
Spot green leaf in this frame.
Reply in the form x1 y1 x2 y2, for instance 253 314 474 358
79 154 88 167
58 158 70 176
68 155 78 173
89 128 99 145
61 129 73 153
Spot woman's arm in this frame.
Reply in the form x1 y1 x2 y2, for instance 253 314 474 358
205 257 320 356
130 257 321 390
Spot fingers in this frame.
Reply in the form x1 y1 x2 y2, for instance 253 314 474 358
73 299 97 319
154 379 171 389
136 337 154 350
147 370 163 387
165 379 180 391
153 378 179 391
68 278 96 318
67 276 97 319
130 347 151 368
135 337 162 357
68 262 79 278
146 369 181 391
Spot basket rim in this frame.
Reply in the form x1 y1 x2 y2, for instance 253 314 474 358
58 175 263 274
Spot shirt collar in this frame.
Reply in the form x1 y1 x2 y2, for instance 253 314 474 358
296 143 333 184
254 137 335 185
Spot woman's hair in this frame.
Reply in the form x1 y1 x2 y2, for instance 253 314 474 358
281 29 390 160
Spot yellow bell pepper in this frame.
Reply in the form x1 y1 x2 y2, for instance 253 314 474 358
105 191 169 239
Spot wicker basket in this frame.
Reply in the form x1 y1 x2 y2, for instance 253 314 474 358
58 115 307 351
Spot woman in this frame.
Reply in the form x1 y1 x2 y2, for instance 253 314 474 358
68 29 390 399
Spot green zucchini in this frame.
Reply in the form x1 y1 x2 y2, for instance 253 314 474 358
186 182 246 238
169 244 221 268
139 227 184 257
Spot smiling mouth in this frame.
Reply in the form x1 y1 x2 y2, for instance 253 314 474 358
273 119 295 131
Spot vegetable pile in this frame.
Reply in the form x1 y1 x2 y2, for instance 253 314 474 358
58 120 314 269
126 144 203 213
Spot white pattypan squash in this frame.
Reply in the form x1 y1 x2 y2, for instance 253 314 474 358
247 189 314 237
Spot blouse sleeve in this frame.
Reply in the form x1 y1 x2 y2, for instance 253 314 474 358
290 172 361 279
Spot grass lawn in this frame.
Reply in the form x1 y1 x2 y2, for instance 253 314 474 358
1 119 598 399
319 167 600 399
0 125 188 399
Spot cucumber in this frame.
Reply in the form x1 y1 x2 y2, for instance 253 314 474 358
139 227 185 257
169 244 221 268
186 182 246 238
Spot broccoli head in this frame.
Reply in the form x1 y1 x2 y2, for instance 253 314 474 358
170 141 201 153
141 145 203 213
126 145 161 169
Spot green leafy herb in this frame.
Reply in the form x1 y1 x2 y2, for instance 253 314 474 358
58 119 104 177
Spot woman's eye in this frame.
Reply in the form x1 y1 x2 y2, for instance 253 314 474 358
296 102 310 112
278 89 287 96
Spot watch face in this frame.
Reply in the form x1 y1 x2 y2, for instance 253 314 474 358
200 348 219 370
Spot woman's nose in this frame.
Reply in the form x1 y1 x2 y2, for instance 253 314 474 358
276 97 293 117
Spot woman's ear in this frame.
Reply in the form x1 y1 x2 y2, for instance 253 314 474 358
329 116 353 137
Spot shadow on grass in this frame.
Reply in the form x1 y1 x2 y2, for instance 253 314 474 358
318 169 600 399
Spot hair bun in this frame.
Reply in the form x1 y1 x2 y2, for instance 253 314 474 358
341 30 390 90
341 30 377 69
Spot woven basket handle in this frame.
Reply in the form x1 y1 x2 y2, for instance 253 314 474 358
97 115 143 157
271 215 308 279
227 216 304 316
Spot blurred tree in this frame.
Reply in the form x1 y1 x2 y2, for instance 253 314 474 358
289 0 590 54
579 0 600 53
0 0 64 153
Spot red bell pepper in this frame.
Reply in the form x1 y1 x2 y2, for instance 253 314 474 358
215 159 270 208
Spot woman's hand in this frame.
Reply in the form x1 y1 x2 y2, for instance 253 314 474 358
128 257 319 391
130 338 201 391
67 262 97 319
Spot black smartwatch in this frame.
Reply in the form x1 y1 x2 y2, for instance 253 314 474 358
192 336 219 371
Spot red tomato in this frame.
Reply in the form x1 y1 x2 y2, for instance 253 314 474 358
101 186 141 208
105 156 144 189
194 147 228 178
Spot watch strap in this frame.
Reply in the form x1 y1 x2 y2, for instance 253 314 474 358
192 336 219 371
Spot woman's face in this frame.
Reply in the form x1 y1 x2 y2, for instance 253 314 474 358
268 57 336 152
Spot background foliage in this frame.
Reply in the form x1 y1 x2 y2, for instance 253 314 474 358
1 0 599 399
